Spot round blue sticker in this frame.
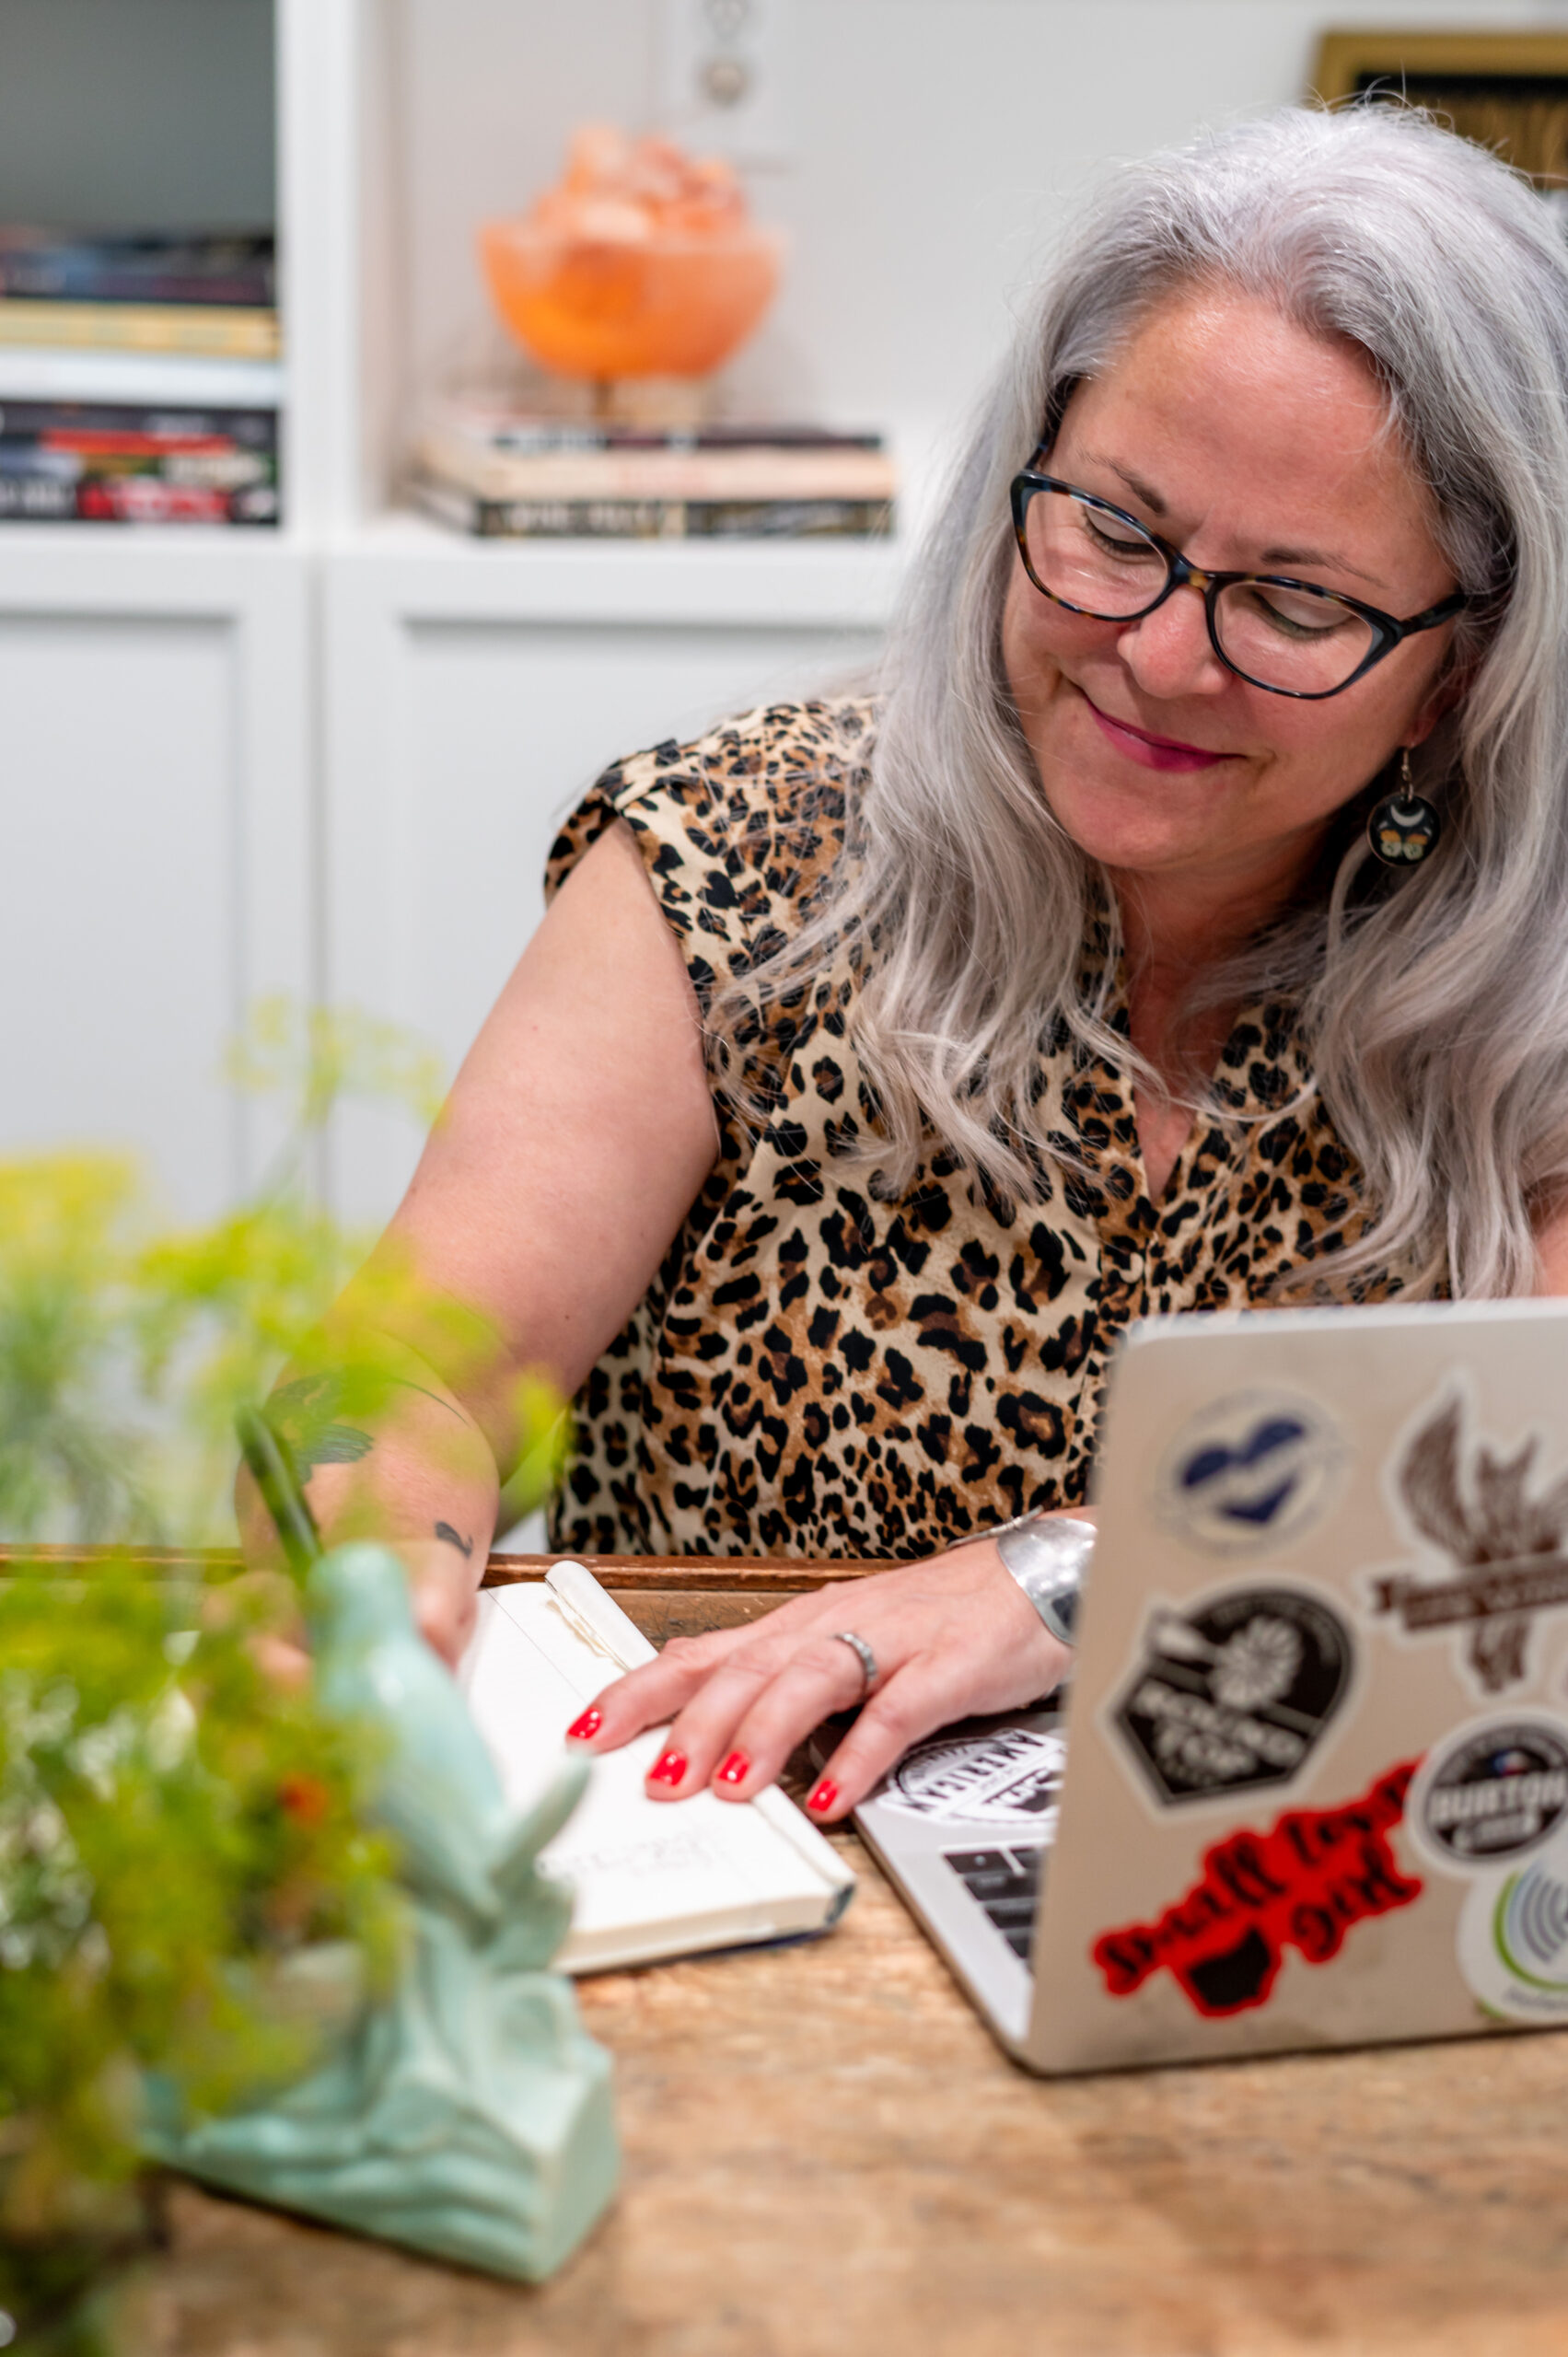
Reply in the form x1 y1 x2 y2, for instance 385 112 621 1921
1156 1389 1344 1555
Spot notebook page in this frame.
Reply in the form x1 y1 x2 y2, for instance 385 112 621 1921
458 1584 852 1968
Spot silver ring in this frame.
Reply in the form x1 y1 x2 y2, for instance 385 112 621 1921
830 1630 877 1696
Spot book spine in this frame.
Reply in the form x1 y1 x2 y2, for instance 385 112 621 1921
0 400 278 448
74 476 277 526
447 423 885 456
0 271 275 308
418 429 897 504
0 417 281 524
0 301 279 358
685 498 893 538
0 350 285 406
0 237 275 308
416 481 893 540
0 476 277 526
0 473 76 520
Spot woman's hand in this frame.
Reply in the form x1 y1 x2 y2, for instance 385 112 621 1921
229 1509 486 1678
566 1538 1074 1823
395 1538 489 1668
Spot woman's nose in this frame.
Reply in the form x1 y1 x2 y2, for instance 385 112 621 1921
1115 580 1230 700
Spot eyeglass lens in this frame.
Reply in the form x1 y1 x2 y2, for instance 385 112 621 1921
1020 487 1379 694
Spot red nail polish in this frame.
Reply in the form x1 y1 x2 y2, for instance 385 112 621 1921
648 1749 687 1788
717 1750 749 1785
566 1707 602 1741
807 1778 838 1815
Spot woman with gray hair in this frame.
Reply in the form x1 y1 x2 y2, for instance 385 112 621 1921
262 102 1568 1821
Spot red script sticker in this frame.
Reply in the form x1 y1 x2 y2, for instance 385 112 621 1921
1091 1760 1423 2017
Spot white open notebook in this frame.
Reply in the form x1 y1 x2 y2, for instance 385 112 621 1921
457 1560 855 1972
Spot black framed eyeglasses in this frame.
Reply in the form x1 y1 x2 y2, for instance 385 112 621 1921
1009 465 1469 700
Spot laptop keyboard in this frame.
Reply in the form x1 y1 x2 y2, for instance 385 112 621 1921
944 1844 1045 1963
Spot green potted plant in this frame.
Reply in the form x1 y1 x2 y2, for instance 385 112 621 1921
0 999 447 1553
0 1552 399 2352
0 999 574 2342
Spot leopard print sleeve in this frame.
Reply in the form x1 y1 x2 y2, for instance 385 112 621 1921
544 694 874 1023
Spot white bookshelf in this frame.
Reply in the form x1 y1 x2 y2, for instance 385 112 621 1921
5 0 1547 1224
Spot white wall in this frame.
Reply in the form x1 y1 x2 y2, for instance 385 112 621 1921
389 0 1568 515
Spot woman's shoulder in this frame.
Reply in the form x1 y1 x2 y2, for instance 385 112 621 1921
545 693 877 940
602 692 874 813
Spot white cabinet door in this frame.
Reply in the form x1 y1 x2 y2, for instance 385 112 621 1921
0 536 312 1217
323 533 899 1221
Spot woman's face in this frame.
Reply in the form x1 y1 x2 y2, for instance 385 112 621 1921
1001 287 1462 903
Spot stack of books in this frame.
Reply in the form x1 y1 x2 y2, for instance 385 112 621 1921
0 230 281 526
412 397 896 540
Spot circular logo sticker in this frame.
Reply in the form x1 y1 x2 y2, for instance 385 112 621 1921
1412 1717 1568 1871
884 1725 1067 1828
1156 1391 1343 1554
1458 1838 1568 2021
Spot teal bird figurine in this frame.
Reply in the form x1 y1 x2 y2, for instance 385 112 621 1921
145 1538 619 2281
304 1542 518 1921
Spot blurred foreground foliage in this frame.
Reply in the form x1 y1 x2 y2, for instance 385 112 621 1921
0 1003 573 2333
0 1000 457 1549
0 1552 401 2328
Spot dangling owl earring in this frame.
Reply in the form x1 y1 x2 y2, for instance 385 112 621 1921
1367 749 1442 867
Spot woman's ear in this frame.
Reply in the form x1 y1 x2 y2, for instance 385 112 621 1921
1406 647 1476 748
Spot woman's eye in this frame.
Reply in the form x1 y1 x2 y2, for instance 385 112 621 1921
1241 585 1351 640
1084 513 1156 559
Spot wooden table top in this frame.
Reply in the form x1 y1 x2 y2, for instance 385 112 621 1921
41 1550 1568 2354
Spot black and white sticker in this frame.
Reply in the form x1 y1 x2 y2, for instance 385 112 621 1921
1156 1390 1343 1555
1109 1582 1353 1807
1410 1715 1568 1873
880 1724 1067 1829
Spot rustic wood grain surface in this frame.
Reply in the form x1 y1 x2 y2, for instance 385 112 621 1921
136 1838 1568 2357
31 1551 1568 2354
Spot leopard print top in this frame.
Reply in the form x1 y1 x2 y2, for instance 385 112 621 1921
543 697 1415 1561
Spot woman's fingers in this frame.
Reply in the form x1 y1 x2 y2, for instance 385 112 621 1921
401 1541 484 1668
802 1664 959 1820
567 1620 766 1749
641 1632 870 1801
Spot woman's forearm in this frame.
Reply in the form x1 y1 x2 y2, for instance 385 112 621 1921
236 1333 504 1664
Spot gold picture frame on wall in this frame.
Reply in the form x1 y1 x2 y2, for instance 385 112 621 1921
1312 30 1568 187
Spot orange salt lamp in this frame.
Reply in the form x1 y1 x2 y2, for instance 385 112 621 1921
479 125 783 382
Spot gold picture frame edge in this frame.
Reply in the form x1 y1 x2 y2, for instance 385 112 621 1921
1313 29 1568 106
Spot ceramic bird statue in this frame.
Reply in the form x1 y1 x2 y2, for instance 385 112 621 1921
147 1535 619 2281
304 1541 567 1923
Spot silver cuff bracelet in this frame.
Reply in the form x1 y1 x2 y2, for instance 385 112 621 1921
955 1508 1095 1649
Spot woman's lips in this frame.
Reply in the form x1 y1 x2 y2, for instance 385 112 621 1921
1083 693 1237 774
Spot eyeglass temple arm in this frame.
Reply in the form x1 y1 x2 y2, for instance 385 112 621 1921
1403 588 1469 631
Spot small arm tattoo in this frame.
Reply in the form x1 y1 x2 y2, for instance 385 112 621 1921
434 1521 474 1559
269 1375 374 1473
268 1366 471 1483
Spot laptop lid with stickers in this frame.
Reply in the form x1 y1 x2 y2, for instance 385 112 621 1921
1026 1297 1568 2074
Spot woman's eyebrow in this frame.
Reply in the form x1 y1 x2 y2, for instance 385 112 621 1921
1096 456 1167 515
1255 540 1379 586
1091 454 1380 585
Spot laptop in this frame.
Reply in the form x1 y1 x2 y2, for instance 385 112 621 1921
851 1297 1568 2072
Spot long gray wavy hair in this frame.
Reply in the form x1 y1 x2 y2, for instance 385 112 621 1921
710 103 1568 1299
